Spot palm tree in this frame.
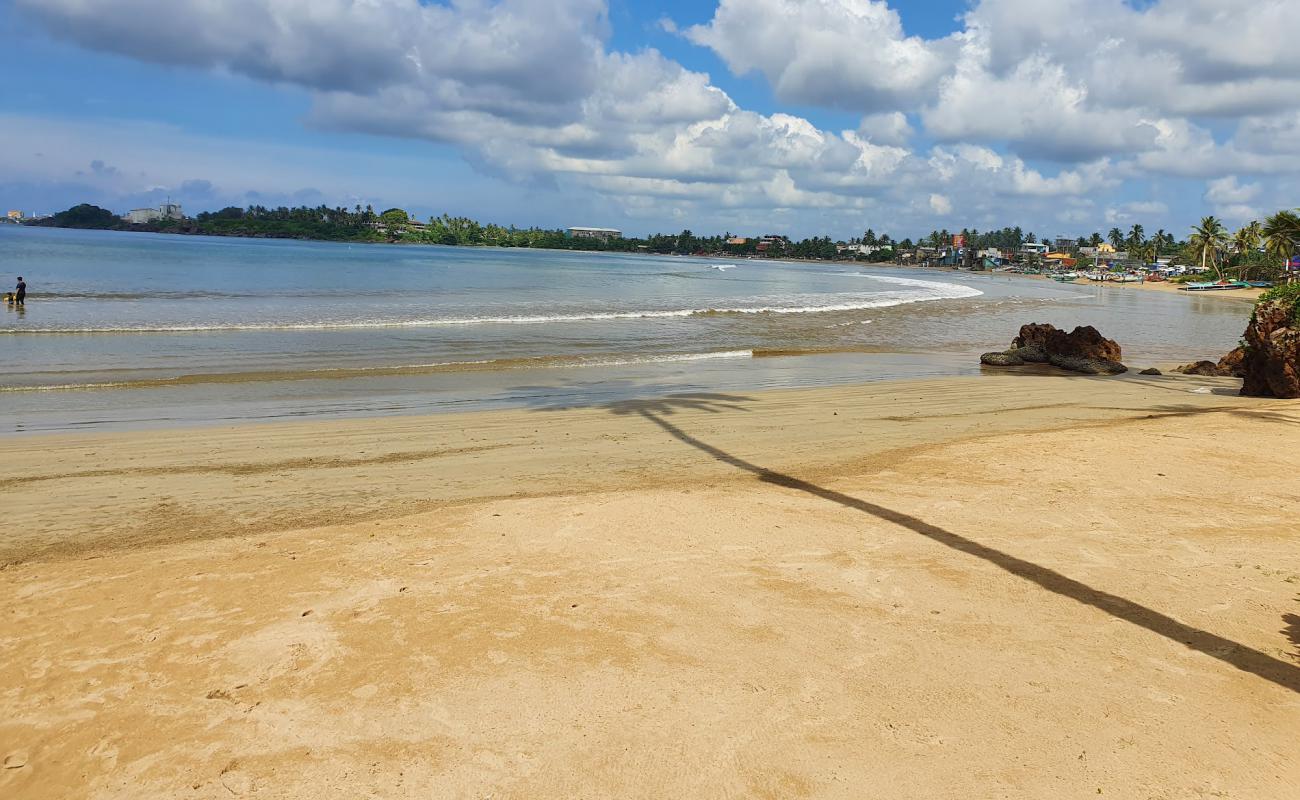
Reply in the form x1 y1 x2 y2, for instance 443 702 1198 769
1127 224 1145 251
1108 227 1124 250
1262 210 1300 284
1231 221 1263 280
1153 229 1168 256
1189 216 1228 281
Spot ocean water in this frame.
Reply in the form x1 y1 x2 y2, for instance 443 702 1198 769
1 226 1254 433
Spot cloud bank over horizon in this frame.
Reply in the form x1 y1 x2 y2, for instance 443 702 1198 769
7 0 1300 237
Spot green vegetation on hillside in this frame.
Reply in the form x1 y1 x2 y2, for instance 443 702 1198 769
28 204 122 230
179 206 385 241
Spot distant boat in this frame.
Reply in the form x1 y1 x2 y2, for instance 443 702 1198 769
1247 281 1274 288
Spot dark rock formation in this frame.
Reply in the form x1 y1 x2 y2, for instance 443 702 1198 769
1173 347 1250 378
1013 324 1122 363
1010 344 1049 363
980 351 1025 366
1175 360 1227 376
1240 297 1300 398
982 323 1126 375
1139 367 1162 376
1048 354 1128 375
1010 323 1057 351
1217 346 1247 378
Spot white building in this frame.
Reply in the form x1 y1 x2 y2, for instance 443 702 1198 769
843 243 886 255
125 208 164 224
567 226 622 241
125 203 184 224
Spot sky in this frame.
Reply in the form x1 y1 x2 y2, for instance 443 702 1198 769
2 0 1298 240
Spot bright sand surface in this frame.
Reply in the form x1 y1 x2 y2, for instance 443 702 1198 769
3 372 1300 798
1050 276 1267 301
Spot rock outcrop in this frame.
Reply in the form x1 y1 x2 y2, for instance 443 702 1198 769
1139 367 1162 376
1175 360 1227 376
1173 347 1248 378
1217 346 1247 378
981 324 1127 375
1239 293 1300 398
979 351 1026 366
1009 323 1058 352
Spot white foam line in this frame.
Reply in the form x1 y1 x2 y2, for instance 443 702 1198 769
576 349 752 368
850 272 984 297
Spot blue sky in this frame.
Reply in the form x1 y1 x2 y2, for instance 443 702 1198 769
2 0 1297 240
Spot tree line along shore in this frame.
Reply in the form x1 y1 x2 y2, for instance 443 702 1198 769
15 201 1300 282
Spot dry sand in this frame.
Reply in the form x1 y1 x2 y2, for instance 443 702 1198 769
1051 276 1266 302
2 372 1299 798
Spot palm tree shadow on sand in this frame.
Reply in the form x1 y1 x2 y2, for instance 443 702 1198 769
524 390 1300 693
1285 608 1300 665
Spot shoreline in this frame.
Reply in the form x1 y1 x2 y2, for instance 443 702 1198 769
3 371 1298 797
1046 274 1266 301
6 227 1276 305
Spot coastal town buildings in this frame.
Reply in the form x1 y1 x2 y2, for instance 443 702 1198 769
6 210 23 222
755 234 790 254
566 226 622 242
842 243 888 256
1081 245 1128 261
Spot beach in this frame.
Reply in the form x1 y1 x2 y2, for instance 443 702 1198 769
1049 275 1268 302
3 372 1299 798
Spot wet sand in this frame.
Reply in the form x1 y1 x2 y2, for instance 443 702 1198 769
2 373 1299 798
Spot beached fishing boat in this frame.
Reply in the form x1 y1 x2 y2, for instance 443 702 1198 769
1181 280 1251 291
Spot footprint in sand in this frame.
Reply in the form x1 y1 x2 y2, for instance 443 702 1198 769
3 753 28 769
220 760 254 795
89 738 119 769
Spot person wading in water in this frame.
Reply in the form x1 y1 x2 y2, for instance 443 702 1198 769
14 276 26 305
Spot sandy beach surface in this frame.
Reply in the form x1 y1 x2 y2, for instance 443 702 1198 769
1049 275 1267 301
3 372 1299 798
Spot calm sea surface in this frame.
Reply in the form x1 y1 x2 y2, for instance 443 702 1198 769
1 226 1253 433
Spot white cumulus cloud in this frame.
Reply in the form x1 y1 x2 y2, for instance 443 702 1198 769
685 0 957 111
13 0 1300 235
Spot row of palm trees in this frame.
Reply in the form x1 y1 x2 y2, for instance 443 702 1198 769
1106 224 1173 253
1099 225 1176 267
1189 210 1300 282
